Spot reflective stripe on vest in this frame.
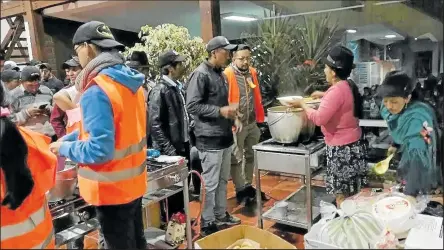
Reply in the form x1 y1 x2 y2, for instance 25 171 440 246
1 203 54 249
113 136 147 160
77 74 147 206
79 160 146 182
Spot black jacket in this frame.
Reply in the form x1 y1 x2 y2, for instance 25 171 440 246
186 61 233 150
148 77 188 156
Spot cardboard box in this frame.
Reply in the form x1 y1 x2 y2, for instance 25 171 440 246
195 225 296 249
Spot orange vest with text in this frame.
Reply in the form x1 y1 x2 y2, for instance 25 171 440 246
0 127 57 249
77 74 147 206
224 66 265 123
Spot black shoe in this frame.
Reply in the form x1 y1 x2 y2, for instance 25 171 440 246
244 185 269 201
200 223 219 237
215 212 241 226
236 189 247 205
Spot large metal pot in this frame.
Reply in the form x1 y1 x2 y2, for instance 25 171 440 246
47 160 78 202
267 106 315 143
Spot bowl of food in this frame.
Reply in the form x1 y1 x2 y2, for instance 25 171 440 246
276 96 303 106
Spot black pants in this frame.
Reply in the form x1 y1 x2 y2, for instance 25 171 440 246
95 198 146 249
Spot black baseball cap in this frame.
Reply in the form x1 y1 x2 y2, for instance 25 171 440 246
20 66 41 82
62 57 81 70
377 70 413 98
158 50 186 68
235 44 251 51
1 69 20 83
206 36 237 52
72 21 124 50
38 63 52 70
324 45 355 70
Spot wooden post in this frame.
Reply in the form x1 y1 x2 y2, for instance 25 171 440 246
199 0 221 43
23 0 46 61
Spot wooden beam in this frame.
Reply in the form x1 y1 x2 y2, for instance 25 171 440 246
199 0 221 43
1 1 26 19
5 17 25 59
1 16 25 51
31 0 73 11
24 0 46 61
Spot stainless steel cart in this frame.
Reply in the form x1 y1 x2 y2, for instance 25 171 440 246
253 139 334 231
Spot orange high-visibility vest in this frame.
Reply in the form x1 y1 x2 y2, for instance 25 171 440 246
1 127 57 249
224 66 265 123
77 74 147 206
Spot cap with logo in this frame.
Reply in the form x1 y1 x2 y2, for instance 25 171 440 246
158 50 186 68
324 45 355 70
72 21 124 51
20 66 41 82
1 69 20 83
206 36 237 52
3 61 20 71
62 57 81 70
377 70 413 98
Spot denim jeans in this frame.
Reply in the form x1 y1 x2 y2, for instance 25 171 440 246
198 146 232 227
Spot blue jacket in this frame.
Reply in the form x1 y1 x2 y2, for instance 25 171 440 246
59 65 145 164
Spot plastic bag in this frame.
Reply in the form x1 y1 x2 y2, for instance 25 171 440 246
319 200 337 224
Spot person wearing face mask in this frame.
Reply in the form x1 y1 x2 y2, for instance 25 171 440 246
48 21 147 249
186 36 241 236
223 44 267 206
288 46 367 207
377 71 441 196
9 66 55 139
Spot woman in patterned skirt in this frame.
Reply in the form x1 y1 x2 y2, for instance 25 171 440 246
289 46 367 206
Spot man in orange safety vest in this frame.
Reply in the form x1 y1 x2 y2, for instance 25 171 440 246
49 21 147 249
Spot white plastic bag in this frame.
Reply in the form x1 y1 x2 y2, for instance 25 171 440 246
319 200 337 224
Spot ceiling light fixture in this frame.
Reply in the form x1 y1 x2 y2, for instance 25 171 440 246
346 29 357 33
223 15 257 22
385 35 396 38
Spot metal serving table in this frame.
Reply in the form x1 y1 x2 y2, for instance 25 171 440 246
54 158 192 249
253 139 334 230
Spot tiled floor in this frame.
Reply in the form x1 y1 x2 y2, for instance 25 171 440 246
60 174 308 249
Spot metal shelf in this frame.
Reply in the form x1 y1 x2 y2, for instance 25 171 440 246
262 186 334 229
142 184 184 207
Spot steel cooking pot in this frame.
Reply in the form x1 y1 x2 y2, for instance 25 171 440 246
47 160 78 202
267 106 316 143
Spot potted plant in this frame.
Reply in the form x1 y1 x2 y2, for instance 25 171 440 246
125 24 207 81
242 11 338 109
